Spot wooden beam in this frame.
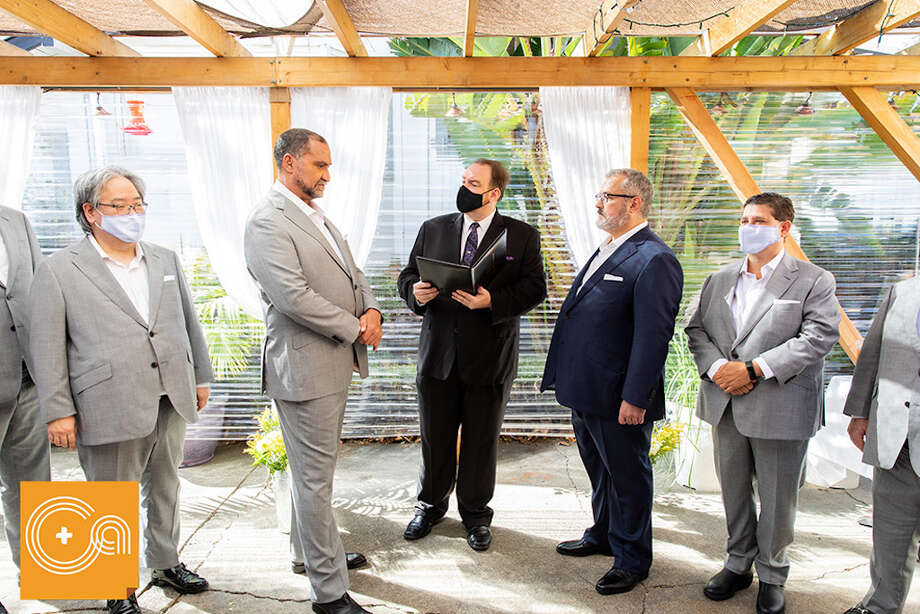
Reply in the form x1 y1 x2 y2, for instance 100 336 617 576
317 0 367 57
792 0 920 56
666 86 863 362
840 85 920 181
681 0 798 57
0 0 140 57
142 0 251 57
629 87 650 173
269 87 291 180
586 0 640 57
2 56 920 89
463 0 478 57
0 39 30 56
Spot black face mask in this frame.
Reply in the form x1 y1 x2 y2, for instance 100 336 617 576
456 185 488 213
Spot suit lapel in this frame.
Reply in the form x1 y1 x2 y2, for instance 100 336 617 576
279 199 350 277
0 208 26 291
473 212 505 263
718 262 744 340
733 253 798 347
144 243 165 330
564 228 649 314
451 213 464 264
322 218 356 280
71 238 147 328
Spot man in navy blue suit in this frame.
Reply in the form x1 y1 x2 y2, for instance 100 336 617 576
541 168 683 595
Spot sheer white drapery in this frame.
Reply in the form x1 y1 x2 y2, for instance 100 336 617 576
290 87 391 267
173 86 273 318
0 86 42 211
539 86 631 268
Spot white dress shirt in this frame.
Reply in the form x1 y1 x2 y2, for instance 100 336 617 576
577 221 648 294
89 235 150 325
273 181 346 265
460 209 496 262
706 249 786 381
0 229 8 287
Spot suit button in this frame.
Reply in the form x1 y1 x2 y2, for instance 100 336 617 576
151 362 159 368
454 328 460 334
9 325 14 332
906 401 911 408
149 331 156 337
730 352 739 360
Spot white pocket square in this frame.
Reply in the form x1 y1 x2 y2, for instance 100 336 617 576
773 298 799 304
164 274 176 282
603 274 624 282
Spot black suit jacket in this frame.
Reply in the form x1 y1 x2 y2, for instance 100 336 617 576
397 211 546 386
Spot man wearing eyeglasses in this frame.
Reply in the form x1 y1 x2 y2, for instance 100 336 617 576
542 168 683 596
29 166 214 614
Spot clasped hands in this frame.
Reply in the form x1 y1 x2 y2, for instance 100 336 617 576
712 360 761 396
413 280 491 310
357 308 383 350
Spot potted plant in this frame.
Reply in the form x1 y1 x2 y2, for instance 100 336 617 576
244 407 291 533
180 250 264 467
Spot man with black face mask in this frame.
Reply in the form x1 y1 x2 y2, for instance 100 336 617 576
397 158 546 551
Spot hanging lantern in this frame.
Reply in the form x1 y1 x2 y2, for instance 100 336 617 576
444 93 464 118
123 99 152 135
93 92 112 116
795 93 814 115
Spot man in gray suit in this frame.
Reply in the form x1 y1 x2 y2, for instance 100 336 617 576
687 192 840 614
244 129 382 614
30 166 214 614
0 205 51 614
842 279 920 614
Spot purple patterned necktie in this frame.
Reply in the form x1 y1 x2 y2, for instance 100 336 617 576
463 222 479 266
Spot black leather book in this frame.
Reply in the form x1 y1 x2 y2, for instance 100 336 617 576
416 229 507 294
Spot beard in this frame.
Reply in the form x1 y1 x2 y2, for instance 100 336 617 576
595 204 628 233
294 175 324 200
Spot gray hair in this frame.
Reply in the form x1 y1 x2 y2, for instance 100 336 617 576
73 166 146 235
605 168 654 217
273 128 327 170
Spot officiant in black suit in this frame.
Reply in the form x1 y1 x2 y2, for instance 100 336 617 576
397 158 546 551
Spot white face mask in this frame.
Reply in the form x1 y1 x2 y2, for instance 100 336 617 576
738 223 780 255
96 211 146 243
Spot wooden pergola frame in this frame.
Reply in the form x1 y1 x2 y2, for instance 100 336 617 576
4 0 920 364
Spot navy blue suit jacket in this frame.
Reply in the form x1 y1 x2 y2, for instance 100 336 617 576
541 225 683 421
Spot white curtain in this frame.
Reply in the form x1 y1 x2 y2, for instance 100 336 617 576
290 87 391 267
540 86 631 268
173 86 273 318
0 86 42 211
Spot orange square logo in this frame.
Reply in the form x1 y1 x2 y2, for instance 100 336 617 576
20 482 139 600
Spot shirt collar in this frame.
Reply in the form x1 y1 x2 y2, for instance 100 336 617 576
88 234 144 268
273 180 324 219
463 208 496 231
742 248 786 279
601 220 648 251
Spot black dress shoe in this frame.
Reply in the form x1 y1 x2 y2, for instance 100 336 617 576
595 566 648 595
293 552 368 574
403 510 444 540
703 567 754 601
555 538 611 557
757 582 786 614
843 608 875 614
106 594 140 614
151 562 209 594
467 525 492 551
312 592 370 614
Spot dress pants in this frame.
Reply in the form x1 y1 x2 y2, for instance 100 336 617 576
276 392 349 604
0 380 51 567
712 406 809 585
861 444 920 614
76 396 185 570
416 363 511 528
572 408 654 574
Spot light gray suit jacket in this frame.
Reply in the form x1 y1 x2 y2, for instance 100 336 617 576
844 279 920 475
244 188 380 402
0 206 42 406
29 237 214 446
686 252 841 440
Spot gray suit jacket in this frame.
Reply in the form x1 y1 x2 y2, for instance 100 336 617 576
844 279 920 475
29 237 214 446
244 188 380 402
0 206 42 405
686 252 840 440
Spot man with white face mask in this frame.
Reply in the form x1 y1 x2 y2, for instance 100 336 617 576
29 166 214 614
686 193 841 614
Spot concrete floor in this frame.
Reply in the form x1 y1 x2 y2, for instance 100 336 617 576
1 440 915 614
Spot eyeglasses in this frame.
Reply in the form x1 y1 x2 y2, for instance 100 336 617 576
594 192 636 204
95 202 149 215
